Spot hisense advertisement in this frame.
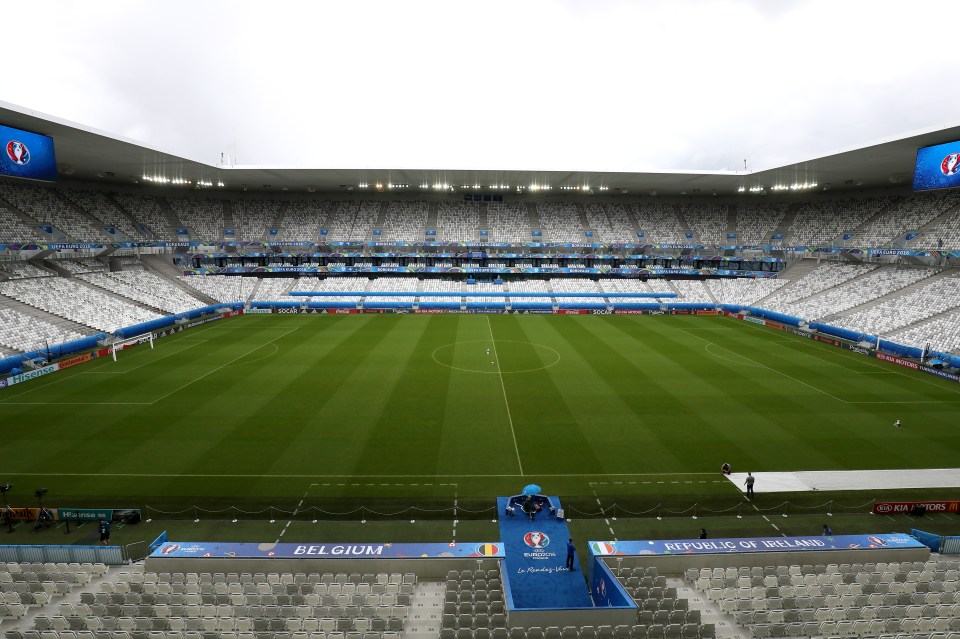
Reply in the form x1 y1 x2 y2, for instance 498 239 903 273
0 124 57 182
914 140 960 191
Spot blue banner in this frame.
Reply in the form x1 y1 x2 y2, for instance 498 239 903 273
591 558 635 608
589 533 924 556
0 124 58 182
151 541 504 559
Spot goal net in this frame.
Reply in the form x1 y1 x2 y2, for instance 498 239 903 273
110 333 154 361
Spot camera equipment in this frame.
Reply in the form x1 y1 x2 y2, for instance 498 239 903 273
0 484 12 533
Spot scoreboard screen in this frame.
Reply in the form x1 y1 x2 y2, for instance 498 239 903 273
0 124 58 182
914 139 960 192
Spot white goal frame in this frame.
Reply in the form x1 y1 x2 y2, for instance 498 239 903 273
110 333 154 361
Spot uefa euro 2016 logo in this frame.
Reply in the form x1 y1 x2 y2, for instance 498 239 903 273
523 532 550 548
6 140 30 165
943 153 960 177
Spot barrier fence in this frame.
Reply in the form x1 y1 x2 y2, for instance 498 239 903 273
0 544 124 564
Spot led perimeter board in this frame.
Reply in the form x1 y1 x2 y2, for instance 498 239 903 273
0 124 57 182
914 140 960 192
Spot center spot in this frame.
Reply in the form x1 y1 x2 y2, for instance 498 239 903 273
432 339 561 374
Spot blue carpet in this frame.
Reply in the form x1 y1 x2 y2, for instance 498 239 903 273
497 496 594 609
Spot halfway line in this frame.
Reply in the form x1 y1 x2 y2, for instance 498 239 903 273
488 316 525 476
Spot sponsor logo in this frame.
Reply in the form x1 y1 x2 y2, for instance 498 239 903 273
920 366 960 383
523 532 550 549
942 152 960 177
246 308 273 314
873 500 960 514
591 310 611 315
6 140 30 165
743 316 766 326
0 379 7 389
58 353 92 369
848 346 870 355
6 364 58 387
876 352 919 370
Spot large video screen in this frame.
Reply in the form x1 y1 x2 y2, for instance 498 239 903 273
0 124 58 182
914 140 960 192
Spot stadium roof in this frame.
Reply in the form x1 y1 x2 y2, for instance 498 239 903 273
3 100 960 197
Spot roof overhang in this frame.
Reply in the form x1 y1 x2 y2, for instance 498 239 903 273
2 100 960 196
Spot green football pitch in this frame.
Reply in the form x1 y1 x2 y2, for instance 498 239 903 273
1 313 958 519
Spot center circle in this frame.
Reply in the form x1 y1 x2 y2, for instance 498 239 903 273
431 339 561 374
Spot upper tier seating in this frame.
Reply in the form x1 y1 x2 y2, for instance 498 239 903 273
0 183 108 242
380 202 428 242
276 201 331 242
321 201 379 242
110 193 177 240
437 202 479 243
851 194 947 247
233 199 282 242
679 203 727 245
584 203 639 243
735 203 787 246
633 204 686 244
785 198 886 246
487 203 530 242
168 197 224 240
0 205 45 243
910 190 960 249
62 190 149 241
538 203 584 242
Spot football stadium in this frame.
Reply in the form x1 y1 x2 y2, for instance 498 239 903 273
2 2 960 638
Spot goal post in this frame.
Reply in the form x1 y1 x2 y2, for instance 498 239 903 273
110 332 154 361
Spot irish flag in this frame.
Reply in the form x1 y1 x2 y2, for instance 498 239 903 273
592 542 615 555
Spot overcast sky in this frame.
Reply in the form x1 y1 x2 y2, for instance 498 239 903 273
4 0 959 173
